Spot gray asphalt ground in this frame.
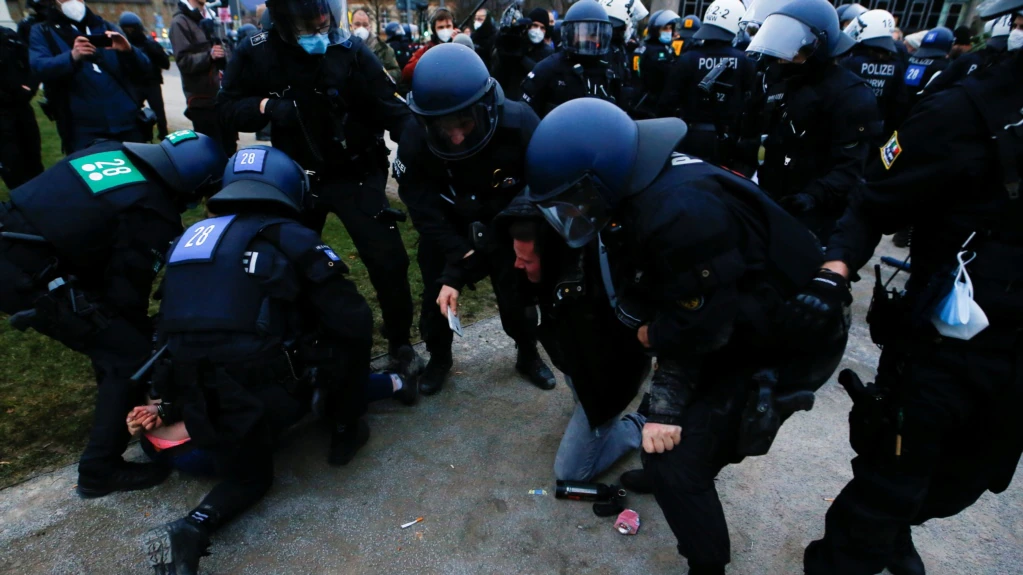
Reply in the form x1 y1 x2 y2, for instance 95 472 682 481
1 68 1021 575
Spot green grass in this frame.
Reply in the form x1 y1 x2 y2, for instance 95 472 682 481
0 100 498 488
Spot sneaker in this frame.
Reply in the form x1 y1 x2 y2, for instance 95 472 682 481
389 344 425 377
77 461 171 499
328 419 370 466
142 518 210 575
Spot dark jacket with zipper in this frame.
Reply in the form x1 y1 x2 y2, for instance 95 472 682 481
169 1 226 109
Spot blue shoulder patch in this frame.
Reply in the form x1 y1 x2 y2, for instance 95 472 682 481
168 215 238 265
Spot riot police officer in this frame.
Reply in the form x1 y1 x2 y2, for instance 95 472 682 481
216 0 422 376
140 146 396 574
0 131 226 498
840 9 909 139
802 0 1023 570
634 10 680 117
603 0 643 117
385 21 413 72
523 98 847 575
396 44 556 395
904 26 953 108
924 12 1020 95
747 0 879 244
657 0 754 166
521 0 620 118
836 3 867 29
492 8 554 101
0 21 44 189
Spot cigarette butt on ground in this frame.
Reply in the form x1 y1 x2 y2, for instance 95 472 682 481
824 498 835 502
401 517 424 529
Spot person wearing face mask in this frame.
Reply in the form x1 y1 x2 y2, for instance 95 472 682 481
401 8 458 84
118 11 171 140
395 43 557 395
633 9 680 118
28 0 152 153
802 0 1023 570
521 0 621 118
216 0 424 381
169 0 239 156
924 13 1022 95
492 8 554 101
746 0 879 245
351 8 400 84
471 8 497 71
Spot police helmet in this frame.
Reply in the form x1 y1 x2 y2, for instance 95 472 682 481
746 0 855 62
696 0 744 41
385 21 404 39
452 33 475 48
843 9 896 53
524 99 687 248
207 147 309 216
562 1 613 56
26 0 46 14
739 0 789 36
266 0 350 48
260 7 274 30
407 43 504 160
914 26 953 58
649 9 680 31
118 11 143 29
604 0 631 30
123 131 227 201
978 0 1023 19
835 3 867 25
677 14 702 38
236 23 259 45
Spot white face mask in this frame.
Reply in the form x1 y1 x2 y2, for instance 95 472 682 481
1009 29 1023 51
528 28 545 44
61 0 86 22
353 26 370 41
474 20 484 29
437 28 453 43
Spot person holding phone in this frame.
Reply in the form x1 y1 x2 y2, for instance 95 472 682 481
28 0 152 153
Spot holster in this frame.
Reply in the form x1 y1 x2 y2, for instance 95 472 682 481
838 367 896 460
737 368 815 457
10 278 111 350
866 264 908 347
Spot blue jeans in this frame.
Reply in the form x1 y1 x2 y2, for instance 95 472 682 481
554 378 645 482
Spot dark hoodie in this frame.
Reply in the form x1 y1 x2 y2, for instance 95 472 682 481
471 15 497 71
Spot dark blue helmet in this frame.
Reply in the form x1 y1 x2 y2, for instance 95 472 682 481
562 0 613 56
385 21 404 39
678 14 702 39
236 23 259 45
403 23 412 36
746 0 855 61
524 99 687 248
259 7 273 30
118 11 143 29
207 146 309 215
123 130 227 201
407 43 504 160
915 26 954 58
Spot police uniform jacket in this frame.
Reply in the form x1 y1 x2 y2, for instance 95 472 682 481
216 31 412 178
903 54 950 108
923 45 1009 96
636 37 675 100
521 51 619 118
395 100 539 290
841 45 909 139
657 40 755 135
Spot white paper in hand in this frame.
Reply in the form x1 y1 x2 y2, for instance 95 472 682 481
447 308 464 337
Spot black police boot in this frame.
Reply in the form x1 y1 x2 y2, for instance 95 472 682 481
389 343 425 377
515 346 556 390
419 352 453 396
688 562 726 575
77 461 172 499
142 518 211 575
892 227 912 248
328 419 370 466
619 469 653 495
887 526 926 575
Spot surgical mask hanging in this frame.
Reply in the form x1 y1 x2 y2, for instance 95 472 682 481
528 28 545 44
297 33 330 55
437 28 453 43
659 31 672 44
353 27 370 41
1008 29 1023 51
61 0 86 22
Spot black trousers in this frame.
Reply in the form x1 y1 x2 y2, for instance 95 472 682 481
136 83 168 140
186 106 238 157
0 104 43 189
415 230 537 359
804 336 1023 575
303 171 413 349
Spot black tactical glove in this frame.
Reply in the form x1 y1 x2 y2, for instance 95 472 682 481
779 269 852 333
779 192 817 214
263 98 299 127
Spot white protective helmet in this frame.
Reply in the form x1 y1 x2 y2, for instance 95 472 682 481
738 0 790 36
695 0 746 41
843 9 897 53
987 12 1014 37
605 0 649 40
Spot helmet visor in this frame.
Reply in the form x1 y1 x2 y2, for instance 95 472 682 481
562 21 613 55
534 175 612 249
274 0 349 44
420 87 499 160
746 14 820 61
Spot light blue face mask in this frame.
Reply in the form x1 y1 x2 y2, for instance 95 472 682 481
659 31 673 44
297 33 330 55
